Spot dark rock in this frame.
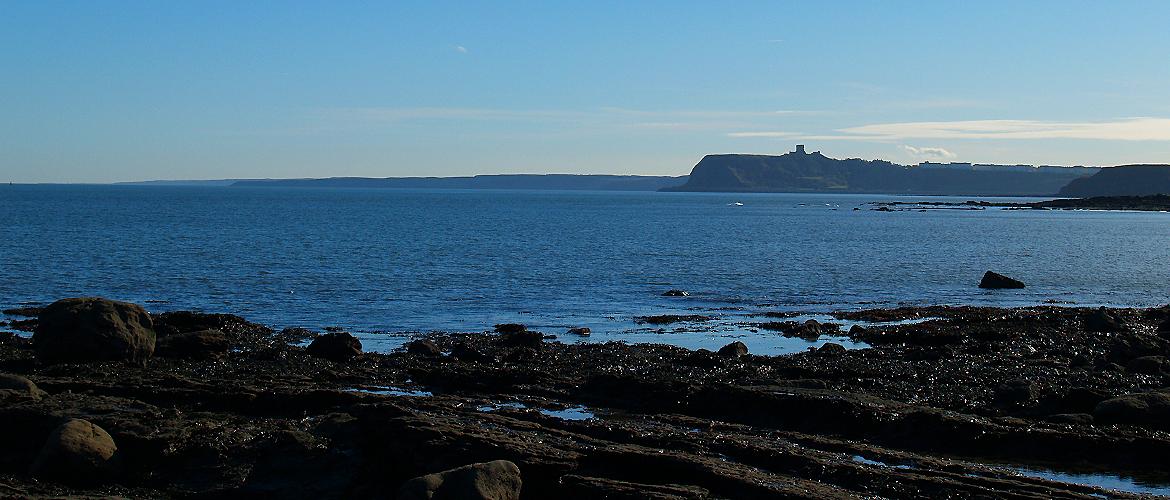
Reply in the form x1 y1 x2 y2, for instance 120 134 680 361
493 323 526 334
1159 318 1170 336
450 341 486 362
636 315 712 325
1094 391 1170 429
1044 413 1094 425
152 310 250 337
1109 334 1168 362
0 373 47 401
2 306 43 317
848 324 868 336
759 319 822 339
405 339 442 357
995 379 1038 407
398 460 521 500
155 329 230 359
717 341 748 357
500 330 543 348
662 289 690 297
30 419 122 486
305 332 363 362
818 342 847 355
1059 387 1109 413
978 271 1025 289
240 429 359 497
1085 307 1124 332
567 327 591 336
794 320 823 340
33 297 156 365
1126 355 1167 375
684 349 721 369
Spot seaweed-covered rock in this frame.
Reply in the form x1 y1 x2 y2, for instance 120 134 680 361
398 460 521 500
30 419 122 486
155 329 230 359
405 339 442 357
33 297 155 365
493 324 526 334
305 332 363 362
567 327 591 336
1094 391 1170 429
717 341 748 357
1085 307 1124 333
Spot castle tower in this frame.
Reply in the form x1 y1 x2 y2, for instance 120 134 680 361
795 144 806 154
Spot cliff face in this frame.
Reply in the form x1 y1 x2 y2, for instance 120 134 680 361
663 152 1097 196
1057 164 1170 197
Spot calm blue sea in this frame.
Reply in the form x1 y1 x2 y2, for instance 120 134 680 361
2 185 1169 354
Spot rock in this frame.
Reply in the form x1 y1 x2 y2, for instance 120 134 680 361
405 339 442 357
493 324 526 334
978 271 1025 289
636 315 712 325
794 320 823 340
662 289 689 297
0 373 47 401
1126 355 1167 375
1044 413 1094 425
155 329 230 359
29 419 122 486
33 297 156 365
397 460 521 500
450 341 486 362
2 306 43 317
305 332 363 362
500 330 543 348
1159 318 1170 336
1109 334 1168 362
717 341 748 357
818 342 847 355
1094 391 1170 429
848 324 868 336
995 379 1038 407
567 327 591 336
1085 307 1124 332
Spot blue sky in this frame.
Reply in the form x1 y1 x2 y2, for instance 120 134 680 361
3 1 1169 182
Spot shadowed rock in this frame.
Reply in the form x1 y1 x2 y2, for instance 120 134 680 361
1094 391 1170 429
305 332 362 362
978 271 1025 289
1085 307 1124 332
717 341 748 357
662 289 690 297
0 373 47 401
398 460 521 500
155 329 230 359
405 339 442 357
567 327 591 336
33 297 156 365
30 419 122 486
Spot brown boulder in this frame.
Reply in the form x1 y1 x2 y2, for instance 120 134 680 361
717 341 748 357
398 460 521 500
0 373 48 401
30 419 122 486
33 297 155 365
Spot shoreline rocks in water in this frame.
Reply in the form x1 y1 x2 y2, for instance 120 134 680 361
979 271 1026 289
2 299 1170 498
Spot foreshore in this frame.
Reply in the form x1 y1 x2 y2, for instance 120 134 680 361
3 302 1170 498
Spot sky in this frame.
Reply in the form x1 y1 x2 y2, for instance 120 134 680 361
2 1 1170 183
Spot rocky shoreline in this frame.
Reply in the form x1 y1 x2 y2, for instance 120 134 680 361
3 300 1170 498
870 194 1170 212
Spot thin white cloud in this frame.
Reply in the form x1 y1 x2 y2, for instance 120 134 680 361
453 45 468 54
901 145 957 160
817 118 1170 141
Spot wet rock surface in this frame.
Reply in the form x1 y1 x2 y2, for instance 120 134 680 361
0 303 1169 498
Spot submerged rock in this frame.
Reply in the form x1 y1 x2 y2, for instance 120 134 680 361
33 297 156 365
717 341 748 357
0 373 47 401
978 271 1025 289
662 289 690 297
30 419 122 486
305 332 363 362
398 460 522 500
637 314 712 325
567 327 591 336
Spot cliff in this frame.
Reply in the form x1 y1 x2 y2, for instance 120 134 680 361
1057 164 1170 197
663 151 1097 196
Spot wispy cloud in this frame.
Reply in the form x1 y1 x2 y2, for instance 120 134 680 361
901 145 957 160
453 45 468 54
807 118 1170 141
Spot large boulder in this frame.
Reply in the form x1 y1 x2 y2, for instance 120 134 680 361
155 329 230 359
33 297 156 365
0 373 48 401
1085 307 1124 333
1094 391 1170 429
305 332 363 362
30 419 122 486
978 271 1025 289
398 460 522 500
717 341 748 357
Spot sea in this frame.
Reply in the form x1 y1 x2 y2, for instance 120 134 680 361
3 184 1170 355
